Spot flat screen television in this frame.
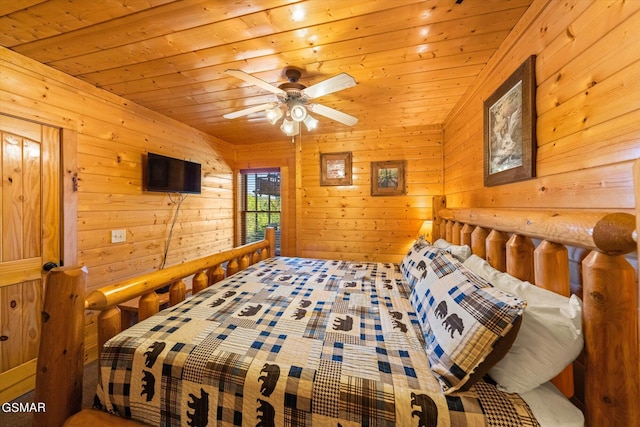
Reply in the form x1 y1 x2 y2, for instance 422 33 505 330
144 152 201 194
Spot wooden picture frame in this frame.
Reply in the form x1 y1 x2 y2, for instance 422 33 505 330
484 55 536 187
371 160 405 196
320 152 352 186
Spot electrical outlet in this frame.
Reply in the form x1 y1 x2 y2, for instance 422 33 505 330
111 229 126 243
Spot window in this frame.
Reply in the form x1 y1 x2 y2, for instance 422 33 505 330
241 169 281 255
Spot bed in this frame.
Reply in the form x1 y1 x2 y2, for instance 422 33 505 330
34 190 640 427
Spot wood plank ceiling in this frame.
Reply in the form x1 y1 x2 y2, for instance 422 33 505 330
0 0 533 145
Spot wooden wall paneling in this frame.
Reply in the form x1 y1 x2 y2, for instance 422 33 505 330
1 47 236 376
292 127 442 262
443 1 639 212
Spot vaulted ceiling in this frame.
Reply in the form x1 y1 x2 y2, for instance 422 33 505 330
1 0 533 145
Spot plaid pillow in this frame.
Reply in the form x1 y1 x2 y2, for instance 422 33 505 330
411 253 526 394
400 237 441 288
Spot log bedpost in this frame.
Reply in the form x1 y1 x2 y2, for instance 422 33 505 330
471 226 488 259
582 251 639 427
485 230 507 272
265 226 276 258
505 234 534 282
460 224 474 247
192 271 208 294
534 240 573 398
34 266 88 427
169 279 186 306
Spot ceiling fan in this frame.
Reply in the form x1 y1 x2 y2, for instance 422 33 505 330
223 68 358 136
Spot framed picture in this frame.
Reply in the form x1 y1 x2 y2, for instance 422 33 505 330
371 160 405 196
484 55 536 187
320 152 352 186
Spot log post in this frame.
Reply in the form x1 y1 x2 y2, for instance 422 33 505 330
210 264 225 284
485 230 507 272
439 219 447 242
534 240 573 397
239 253 250 271
582 251 639 427
505 234 534 282
192 270 208 294
138 291 159 321
226 258 239 276
34 266 87 427
471 226 488 259
169 279 186 306
451 222 462 245
97 307 122 355
460 224 474 247
265 226 276 258
445 220 453 242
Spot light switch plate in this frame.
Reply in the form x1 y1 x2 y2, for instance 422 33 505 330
111 229 126 243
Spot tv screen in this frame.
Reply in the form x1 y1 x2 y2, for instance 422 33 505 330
144 153 201 194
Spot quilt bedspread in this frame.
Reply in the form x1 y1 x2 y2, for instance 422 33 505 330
96 257 539 426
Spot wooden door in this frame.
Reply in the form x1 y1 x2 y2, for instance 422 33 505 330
0 115 60 402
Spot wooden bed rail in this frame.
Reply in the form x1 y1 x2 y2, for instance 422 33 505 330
34 227 275 427
433 197 639 427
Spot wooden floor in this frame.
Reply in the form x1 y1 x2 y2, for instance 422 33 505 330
0 360 98 427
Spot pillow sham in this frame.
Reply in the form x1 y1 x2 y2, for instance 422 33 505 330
400 237 472 289
463 254 583 393
433 238 472 262
400 236 441 288
411 253 526 394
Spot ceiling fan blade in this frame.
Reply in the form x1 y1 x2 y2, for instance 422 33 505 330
223 103 274 119
302 73 357 99
308 103 358 126
225 69 286 96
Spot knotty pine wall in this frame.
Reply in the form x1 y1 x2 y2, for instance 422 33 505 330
1 47 236 365
236 127 444 263
443 0 639 211
442 1 639 406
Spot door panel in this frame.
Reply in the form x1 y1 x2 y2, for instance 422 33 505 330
0 115 60 401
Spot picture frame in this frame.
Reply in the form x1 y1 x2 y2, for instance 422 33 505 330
320 152 352 186
484 55 536 187
371 160 405 196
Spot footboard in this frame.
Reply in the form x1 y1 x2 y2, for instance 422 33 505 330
34 228 276 427
432 198 639 427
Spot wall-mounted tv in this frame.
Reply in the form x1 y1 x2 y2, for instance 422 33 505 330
144 152 202 194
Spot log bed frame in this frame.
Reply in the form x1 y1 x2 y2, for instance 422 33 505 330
34 169 640 427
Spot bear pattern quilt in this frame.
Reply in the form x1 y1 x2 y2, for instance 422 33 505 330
96 257 538 426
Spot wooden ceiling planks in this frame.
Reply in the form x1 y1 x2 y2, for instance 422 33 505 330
0 0 534 144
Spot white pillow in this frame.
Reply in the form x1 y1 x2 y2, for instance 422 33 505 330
520 382 584 427
463 254 583 393
433 238 472 262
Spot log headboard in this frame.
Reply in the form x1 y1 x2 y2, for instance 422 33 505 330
431 196 639 427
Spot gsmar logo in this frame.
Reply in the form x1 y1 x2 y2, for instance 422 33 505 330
2 402 46 413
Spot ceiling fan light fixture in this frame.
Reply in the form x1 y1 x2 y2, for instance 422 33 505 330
303 114 319 131
290 103 307 122
265 106 283 124
280 118 297 136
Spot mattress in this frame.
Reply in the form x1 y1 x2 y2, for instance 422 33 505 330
96 257 542 426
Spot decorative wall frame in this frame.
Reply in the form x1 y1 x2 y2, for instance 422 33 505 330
371 160 405 196
484 55 536 187
320 152 352 186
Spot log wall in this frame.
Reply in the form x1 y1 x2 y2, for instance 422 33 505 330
294 126 443 262
1 47 235 368
443 0 639 211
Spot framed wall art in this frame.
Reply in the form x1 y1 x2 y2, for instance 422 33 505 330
484 55 536 187
320 152 352 186
371 160 405 196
